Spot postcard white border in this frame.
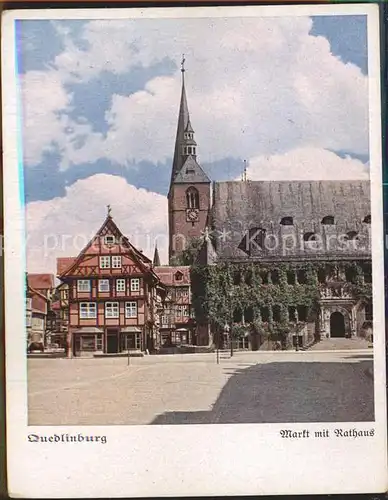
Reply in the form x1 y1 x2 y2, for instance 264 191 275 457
2 4 387 497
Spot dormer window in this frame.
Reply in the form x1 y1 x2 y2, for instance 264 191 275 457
280 216 293 226
321 216 335 225
303 232 318 250
363 214 371 224
174 271 183 281
345 231 359 241
104 235 115 245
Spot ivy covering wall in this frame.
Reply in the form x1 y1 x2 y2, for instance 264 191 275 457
190 260 372 341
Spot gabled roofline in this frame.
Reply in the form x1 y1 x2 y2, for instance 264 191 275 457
58 215 153 279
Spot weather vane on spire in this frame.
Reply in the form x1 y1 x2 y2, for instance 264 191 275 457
181 54 186 73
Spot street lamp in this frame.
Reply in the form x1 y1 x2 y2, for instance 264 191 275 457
224 322 232 358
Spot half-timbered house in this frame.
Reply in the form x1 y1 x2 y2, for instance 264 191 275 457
57 211 161 357
153 266 195 346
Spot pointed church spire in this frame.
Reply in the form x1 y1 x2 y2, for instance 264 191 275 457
153 244 161 267
170 56 198 188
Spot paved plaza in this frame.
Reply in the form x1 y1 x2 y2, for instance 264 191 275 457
28 349 374 425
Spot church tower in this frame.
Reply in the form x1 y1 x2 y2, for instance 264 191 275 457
168 57 211 264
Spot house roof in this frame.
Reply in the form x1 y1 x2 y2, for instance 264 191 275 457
51 300 61 311
27 273 55 290
57 215 155 279
28 285 48 313
57 257 77 276
154 266 191 286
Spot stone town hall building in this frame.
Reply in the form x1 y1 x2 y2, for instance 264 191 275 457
168 64 373 349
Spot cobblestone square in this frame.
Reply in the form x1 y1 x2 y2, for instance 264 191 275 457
28 350 374 425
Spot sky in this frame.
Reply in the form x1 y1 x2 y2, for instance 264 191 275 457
15 13 370 274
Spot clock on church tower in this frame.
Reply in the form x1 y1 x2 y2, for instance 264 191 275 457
167 57 211 264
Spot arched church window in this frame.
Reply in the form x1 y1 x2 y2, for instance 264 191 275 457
321 216 335 225
363 214 371 224
186 187 199 209
280 216 293 226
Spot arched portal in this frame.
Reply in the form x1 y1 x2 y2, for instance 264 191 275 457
330 311 346 338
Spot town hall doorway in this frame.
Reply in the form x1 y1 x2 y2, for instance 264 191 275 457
330 312 346 338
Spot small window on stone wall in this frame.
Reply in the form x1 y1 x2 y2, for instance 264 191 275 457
233 271 241 286
363 214 371 224
261 306 270 322
297 305 308 322
345 266 357 283
362 263 372 283
322 216 335 225
288 306 297 322
318 268 326 284
297 269 307 284
345 231 359 241
280 216 293 226
271 270 280 285
245 271 253 286
245 307 254 323
261 271 269 284
365 302 373 321
233 309 243 323
273 305 281 322
287 271 296 285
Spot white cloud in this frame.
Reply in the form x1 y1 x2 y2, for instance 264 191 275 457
244 147 369 181
20 15 369 171
20 71 70 165
26 174 168 274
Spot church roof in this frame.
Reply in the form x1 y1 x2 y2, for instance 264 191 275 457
212 180 371 261
170 75 190 185
153 245 161 267
173 155 211 184
185 119 194 133
27 273 55 291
